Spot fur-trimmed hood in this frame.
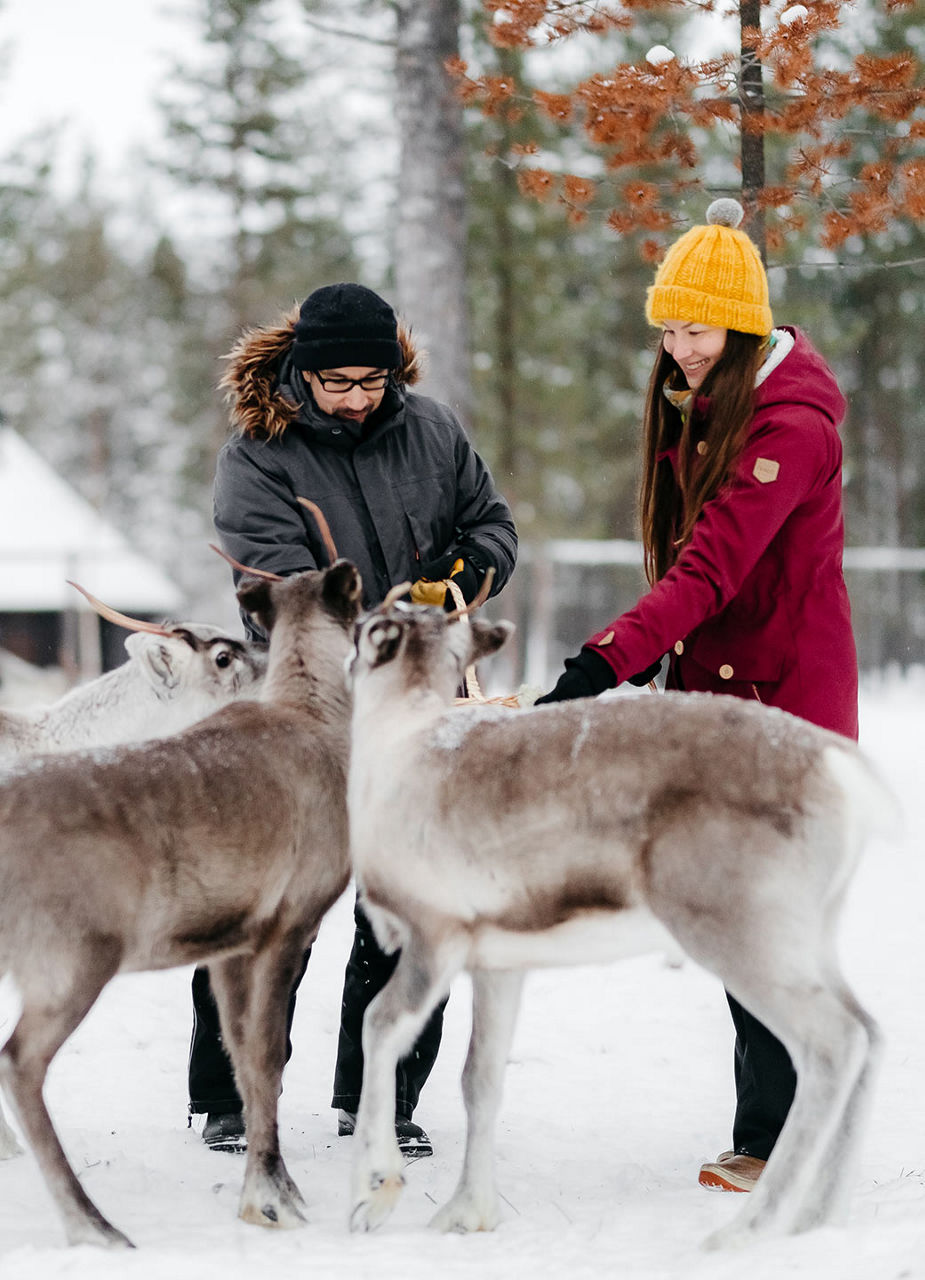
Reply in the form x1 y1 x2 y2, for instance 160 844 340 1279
219 305 424 441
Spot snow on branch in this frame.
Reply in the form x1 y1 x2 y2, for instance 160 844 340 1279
461 0 925 258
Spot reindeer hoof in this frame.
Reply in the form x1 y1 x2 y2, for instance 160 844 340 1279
429 1196 500 1234
349 1172 405 1233
239 1197 308 1230
702 1214 768 1252
66 1219 135 1250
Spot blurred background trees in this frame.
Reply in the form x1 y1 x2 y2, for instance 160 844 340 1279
0 0 922 665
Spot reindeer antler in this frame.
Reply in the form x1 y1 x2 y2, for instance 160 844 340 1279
379 581 413 611
296 497 339 567
208 544 285 582
67 582 174 636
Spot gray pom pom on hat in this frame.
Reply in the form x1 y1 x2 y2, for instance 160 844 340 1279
706 198 745 229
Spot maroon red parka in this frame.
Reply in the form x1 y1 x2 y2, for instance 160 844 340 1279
585 327 858 740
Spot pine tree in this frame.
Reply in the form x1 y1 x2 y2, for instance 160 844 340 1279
393 0 472 420
463 4 693 542
459 0 924 258
154 0 362 467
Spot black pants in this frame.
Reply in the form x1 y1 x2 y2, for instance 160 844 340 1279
331 901 446 1119
726 992 797 1161
188 898 445 1120
187 951 310 1115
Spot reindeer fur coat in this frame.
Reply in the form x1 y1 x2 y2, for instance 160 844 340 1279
214 309 517 619
586 327 858 738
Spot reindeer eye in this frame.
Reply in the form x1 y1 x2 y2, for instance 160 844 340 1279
214 650 233 669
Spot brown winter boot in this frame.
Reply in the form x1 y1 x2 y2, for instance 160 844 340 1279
698 1150 766 1192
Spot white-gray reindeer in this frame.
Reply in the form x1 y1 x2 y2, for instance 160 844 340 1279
345 591 898 1249
0 590 268 1162
0 586 267 769
0 532 361 1247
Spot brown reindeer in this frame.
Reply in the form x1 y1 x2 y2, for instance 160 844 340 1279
0 554 361 1247
344 598 897 1249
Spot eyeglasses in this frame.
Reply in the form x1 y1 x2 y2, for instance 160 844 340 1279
312 371 390 393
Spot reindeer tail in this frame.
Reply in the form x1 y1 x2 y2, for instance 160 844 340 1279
822 743 903 845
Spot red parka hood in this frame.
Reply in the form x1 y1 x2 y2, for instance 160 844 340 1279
753 326 846 428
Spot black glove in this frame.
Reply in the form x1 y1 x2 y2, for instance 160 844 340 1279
417 549 487 608
535 648 618 705
625 657 663 687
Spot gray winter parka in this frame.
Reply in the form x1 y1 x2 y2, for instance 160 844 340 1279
213 310 517 624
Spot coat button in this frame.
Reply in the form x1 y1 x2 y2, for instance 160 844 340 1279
719 663 734 680
673 640 684 655
696 440 707 455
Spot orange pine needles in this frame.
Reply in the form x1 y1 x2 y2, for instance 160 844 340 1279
454 0 925 258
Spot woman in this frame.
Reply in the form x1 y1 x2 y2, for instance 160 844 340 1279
538 199 858 1192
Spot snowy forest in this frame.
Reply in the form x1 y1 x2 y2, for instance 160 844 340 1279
0 0 923 677
1 5 925 1279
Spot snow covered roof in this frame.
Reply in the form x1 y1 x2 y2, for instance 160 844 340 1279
0 427 184 613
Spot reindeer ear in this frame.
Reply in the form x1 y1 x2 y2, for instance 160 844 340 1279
125 632 179 691
468 619 514 663
358 616 404 669
323 560 363 623
237 576 277 634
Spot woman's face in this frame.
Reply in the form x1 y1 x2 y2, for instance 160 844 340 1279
660 321 728 391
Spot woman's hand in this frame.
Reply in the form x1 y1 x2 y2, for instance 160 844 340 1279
535 649 618 704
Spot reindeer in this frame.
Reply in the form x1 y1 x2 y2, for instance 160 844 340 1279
0 586 267 769
344 592 898 1249
0 591 268 1161
0 533 362 1247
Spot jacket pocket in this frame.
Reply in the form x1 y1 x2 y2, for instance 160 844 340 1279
688 617 790 684
398 493 455 564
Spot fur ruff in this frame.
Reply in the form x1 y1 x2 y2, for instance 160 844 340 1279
219 305 423 441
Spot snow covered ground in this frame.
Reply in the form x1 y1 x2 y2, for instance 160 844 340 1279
0 674 923 1279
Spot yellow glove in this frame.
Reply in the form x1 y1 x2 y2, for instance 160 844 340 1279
410 558 465 606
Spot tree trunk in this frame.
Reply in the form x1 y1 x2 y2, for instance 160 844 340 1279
739 0 767 259
394 0 472 426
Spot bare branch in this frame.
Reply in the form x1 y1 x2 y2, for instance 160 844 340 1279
770 256 925 272
302 13 394 48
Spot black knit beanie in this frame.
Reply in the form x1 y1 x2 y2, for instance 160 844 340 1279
291 283 401 372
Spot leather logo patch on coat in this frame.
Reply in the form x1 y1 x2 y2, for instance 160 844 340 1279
753 457 780 484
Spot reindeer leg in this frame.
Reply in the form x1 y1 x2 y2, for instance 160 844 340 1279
701 868 880 1247
0 942 130 1248
0 1100 23 1159
781 875 883 1234
350 929 466 1234
431 968 524 1234
642 807 877 1248
701 952 875 1249
777 965 881 1236
209 936 309 1230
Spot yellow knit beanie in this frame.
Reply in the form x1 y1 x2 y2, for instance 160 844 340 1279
645 198 772 336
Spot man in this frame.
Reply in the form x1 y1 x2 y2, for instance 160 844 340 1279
188 282 517 1156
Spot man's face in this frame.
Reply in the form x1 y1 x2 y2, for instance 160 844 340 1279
304 367 389 424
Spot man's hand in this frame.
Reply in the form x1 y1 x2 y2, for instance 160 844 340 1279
410 551 483 608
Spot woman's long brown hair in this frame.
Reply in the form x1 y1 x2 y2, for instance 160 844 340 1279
639 330 766 585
